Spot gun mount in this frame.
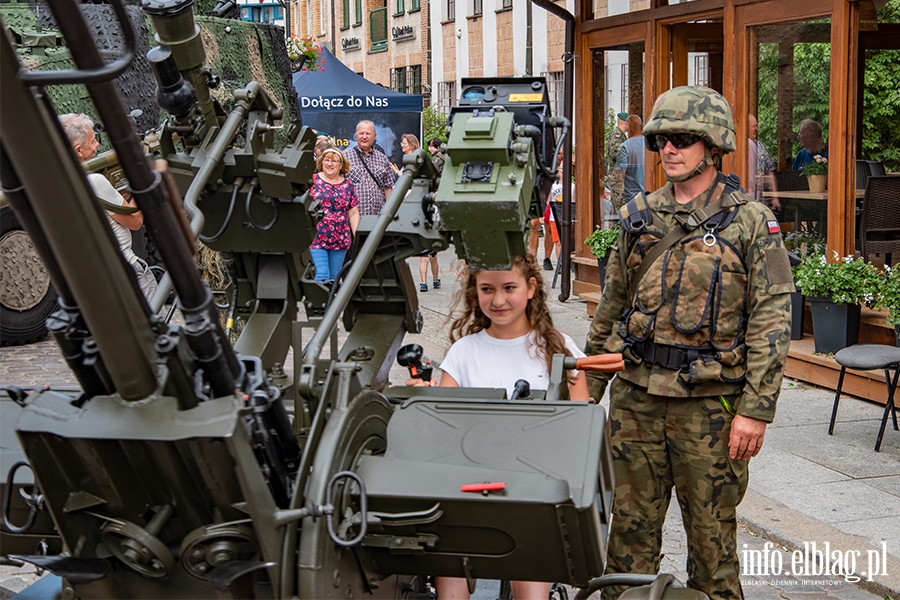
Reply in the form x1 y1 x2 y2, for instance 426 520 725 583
0 0 648 598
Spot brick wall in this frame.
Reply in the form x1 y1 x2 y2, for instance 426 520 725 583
496 9 514 76
546 1 565 72
467 16 483 76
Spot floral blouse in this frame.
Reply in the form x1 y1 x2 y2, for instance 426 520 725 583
310 174 359 250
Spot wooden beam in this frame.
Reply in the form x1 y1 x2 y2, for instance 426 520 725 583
724 0 740 183
580 0 723 32
827 0 858 259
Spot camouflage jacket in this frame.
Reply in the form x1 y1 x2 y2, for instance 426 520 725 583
585 179 794 422
605 129 626 178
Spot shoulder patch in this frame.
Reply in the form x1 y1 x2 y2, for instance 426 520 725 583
767 220 780 234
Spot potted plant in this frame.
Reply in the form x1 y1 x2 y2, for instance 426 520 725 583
801 154 828 193
287 36 326 72
793 252 881 354
782 231 827 340
877 265 900 347
584 225 619 285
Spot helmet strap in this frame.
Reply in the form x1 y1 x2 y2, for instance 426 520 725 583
664 147 716 183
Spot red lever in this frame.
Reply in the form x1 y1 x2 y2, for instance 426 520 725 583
460 482 506 493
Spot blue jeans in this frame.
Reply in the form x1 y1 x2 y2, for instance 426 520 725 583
310 248 346 282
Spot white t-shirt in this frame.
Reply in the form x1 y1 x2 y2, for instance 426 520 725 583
87 173 134 263
439 329 586 398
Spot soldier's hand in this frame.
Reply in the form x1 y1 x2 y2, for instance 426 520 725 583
729 414 767 460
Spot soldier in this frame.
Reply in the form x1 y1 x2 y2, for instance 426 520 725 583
585 87 793 600
605 111 628 211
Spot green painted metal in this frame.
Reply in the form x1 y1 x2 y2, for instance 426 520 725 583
0 1 629 597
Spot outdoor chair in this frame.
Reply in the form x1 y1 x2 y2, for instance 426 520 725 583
828 345 900 452
859 175 900 266
855 159 870 190
867 160 886 177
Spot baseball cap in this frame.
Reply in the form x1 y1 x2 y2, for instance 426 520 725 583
617 112 628 121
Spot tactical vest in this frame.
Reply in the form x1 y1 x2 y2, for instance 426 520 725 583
610 175 752 384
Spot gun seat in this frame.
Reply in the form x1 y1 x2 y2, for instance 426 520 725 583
355 397 613 587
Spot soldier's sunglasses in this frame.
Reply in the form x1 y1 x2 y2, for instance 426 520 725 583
649 133 702 151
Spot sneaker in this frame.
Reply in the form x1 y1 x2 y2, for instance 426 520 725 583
543 258 554 271
433 279 441 289
420 283 428 292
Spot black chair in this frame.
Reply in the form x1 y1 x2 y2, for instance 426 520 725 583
855 159 870 190
868 160 886 177
860 175 900 266
774 170 807 191
828 345 900 452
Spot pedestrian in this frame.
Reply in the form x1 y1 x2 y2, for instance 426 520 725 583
748 114 779 212
59 113 158 303
408 253 589 599
544 151 576 269
309 147 360 282
428 137 446 174
615 114 644 205
344 120 396 216
606 111 628 210
395 133 442 292
584 86 794 600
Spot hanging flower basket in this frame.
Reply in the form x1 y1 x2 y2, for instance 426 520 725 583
287 36 326 72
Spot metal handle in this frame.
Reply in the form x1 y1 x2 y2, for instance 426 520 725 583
325 471 367 548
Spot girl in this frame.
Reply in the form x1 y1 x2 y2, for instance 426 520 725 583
413 254 589 599
309 147 360 282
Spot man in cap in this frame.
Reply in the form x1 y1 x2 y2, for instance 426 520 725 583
585 87 793 599
605 111 629 210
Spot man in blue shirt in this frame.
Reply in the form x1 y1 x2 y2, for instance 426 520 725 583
792 119 828 171
616 114 645 204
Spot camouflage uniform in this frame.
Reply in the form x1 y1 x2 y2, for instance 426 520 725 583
606 128 627 210
585 87 794 600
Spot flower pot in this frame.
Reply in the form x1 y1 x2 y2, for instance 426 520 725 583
789 291 805 340
597 255 610 286
807 174 826 193
808 296 860 354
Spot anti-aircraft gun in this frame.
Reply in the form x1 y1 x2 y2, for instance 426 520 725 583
0 0 693 598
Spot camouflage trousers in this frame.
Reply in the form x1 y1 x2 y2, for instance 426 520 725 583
608 172 625 212
604 378 748 600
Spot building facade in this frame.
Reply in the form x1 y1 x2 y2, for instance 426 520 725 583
429 0 576 116
239 0 285 27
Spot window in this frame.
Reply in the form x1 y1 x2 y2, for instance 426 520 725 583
391 67 408 93
395 0 404 14
241 6 250 20
408 65 422 94
320 0 326 33
473 0 482 15
410 0 420 11
354 0 362 25
502 0 511 7
620 63 629 112
370 8 388 51
436 80 457 115
446 0 455 21
541 71 564 119
692 54 709 87
342 0 349 28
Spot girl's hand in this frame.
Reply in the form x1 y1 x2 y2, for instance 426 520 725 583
405 378 437 387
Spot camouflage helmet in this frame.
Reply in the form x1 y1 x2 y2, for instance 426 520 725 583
644 86 736 153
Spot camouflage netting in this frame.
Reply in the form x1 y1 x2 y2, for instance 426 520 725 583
1 1 299 150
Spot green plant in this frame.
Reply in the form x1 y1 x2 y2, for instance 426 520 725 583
423 105 448 145
783 230 826 258
877 265 900 326
287 36 325 71
584 225 619 259
801 154 828 177
793 252 881 307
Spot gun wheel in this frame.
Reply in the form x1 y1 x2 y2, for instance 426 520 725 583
101 519 174 579
297 390 411 599
179 523 260 580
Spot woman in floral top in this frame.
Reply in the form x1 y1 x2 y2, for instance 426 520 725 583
310 147 360 282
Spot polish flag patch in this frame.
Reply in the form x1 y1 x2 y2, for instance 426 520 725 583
767 220 780 234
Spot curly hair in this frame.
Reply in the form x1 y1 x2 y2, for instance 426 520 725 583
448 254 573 380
